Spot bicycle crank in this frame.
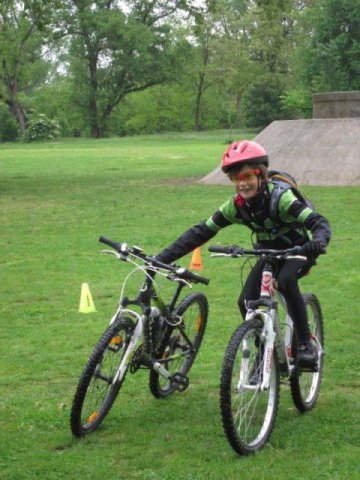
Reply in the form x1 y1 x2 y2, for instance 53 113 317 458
170 372 189 392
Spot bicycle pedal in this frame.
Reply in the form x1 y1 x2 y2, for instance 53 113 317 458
170 372 189 392
294 363 319 374
301 365 319 373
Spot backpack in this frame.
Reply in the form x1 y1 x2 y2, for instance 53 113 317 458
268 170 315 221
234 170 314 232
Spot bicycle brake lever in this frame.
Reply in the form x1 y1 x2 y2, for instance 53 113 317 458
101 249 120 256
101 249 127 261
283 254 307 261
167 272 192 287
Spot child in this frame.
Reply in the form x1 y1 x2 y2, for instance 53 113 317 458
156 140 331 368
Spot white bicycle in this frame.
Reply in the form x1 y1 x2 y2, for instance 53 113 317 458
209 244 325 455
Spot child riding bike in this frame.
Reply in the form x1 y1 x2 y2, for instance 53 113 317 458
156 140 331 369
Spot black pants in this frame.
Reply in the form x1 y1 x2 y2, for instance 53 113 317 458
238 257 316 344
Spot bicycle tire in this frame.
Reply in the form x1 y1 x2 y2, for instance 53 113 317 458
290 293 324 413
220 318 280 455
70 318 133 437
149 292 208 399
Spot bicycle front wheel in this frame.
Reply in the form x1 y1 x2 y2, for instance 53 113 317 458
290 293 324 412
149 292 208 398
70 318 133 437
220 318 280 455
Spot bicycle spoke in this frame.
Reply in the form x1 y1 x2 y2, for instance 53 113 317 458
149 293 208 398
70 322 131 437
220 319 280 455
290 293 324 412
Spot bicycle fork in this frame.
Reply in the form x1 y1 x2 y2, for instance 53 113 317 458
112 307 173 385
240 309 276 392
239 263 279 392
112 310 144 384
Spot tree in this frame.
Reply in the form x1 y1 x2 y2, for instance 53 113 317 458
181 0 256 130
297 0 360 92
0 1 52 132
213 0 261 128
247 0 296 75
57 0 191 138
191 16 214 131
236 0 304 127
242 76 285 127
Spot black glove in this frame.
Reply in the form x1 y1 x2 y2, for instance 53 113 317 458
303 241 326 255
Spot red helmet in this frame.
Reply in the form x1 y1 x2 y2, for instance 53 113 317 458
221 140 269 173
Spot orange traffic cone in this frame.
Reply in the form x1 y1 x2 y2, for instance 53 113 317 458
190 247 202 270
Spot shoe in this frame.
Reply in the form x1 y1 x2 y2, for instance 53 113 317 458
296 341 318 369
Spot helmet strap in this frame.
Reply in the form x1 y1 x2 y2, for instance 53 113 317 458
257 176 261 191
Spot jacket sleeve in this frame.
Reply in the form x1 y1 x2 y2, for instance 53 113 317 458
303 212 331 245
287 198 331 245
156 221 218 264
156 208 233 264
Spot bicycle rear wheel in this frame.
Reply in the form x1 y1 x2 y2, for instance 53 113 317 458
70 318 134 437
220 318 280 455
290 293 324 412
149 292 208 398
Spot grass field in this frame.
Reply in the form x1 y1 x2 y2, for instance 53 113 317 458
1 131 359 480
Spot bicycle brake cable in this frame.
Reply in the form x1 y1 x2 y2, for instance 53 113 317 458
239 256 256 290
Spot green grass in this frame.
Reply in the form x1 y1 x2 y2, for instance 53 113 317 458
1 130 359 480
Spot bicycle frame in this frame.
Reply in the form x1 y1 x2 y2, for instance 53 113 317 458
104 253 201 386
70 236 210 438
209 245 308 392
209 243 326 455
243 265 294 391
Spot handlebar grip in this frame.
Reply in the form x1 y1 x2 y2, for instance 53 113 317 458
148 258 210 285
188 271 210 286
99 236 124 253
208 245 231 254
208 245 242 255
177 268 210 285
296 245 327 256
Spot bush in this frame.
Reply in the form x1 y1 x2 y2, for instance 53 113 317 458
242 78 285 129
280 89 313 119
0 105 19 142
111 83 231 136
21 114 61 142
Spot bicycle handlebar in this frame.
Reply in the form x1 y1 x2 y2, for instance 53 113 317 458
208 244 317 258
99 236 129 253
99 236 210 286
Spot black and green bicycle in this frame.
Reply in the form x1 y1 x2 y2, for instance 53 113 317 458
70 236 209 438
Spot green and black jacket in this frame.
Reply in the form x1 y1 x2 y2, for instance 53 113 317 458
157 182 331 264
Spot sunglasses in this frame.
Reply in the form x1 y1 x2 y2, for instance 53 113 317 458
228 168 261 183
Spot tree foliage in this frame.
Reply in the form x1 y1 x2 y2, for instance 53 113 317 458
242 76 285 128
0 1 53 131
1 0 360 141
56 0 192 137
0 102 18 141
295 0 360 92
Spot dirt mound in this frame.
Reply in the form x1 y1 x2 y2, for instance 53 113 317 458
200 119 360 186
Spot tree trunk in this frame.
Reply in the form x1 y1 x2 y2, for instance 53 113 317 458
89 90 101 138
8 98 26 131
90 124 101 138
88 55 102 138
5 77 27 131
194 73 205 131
